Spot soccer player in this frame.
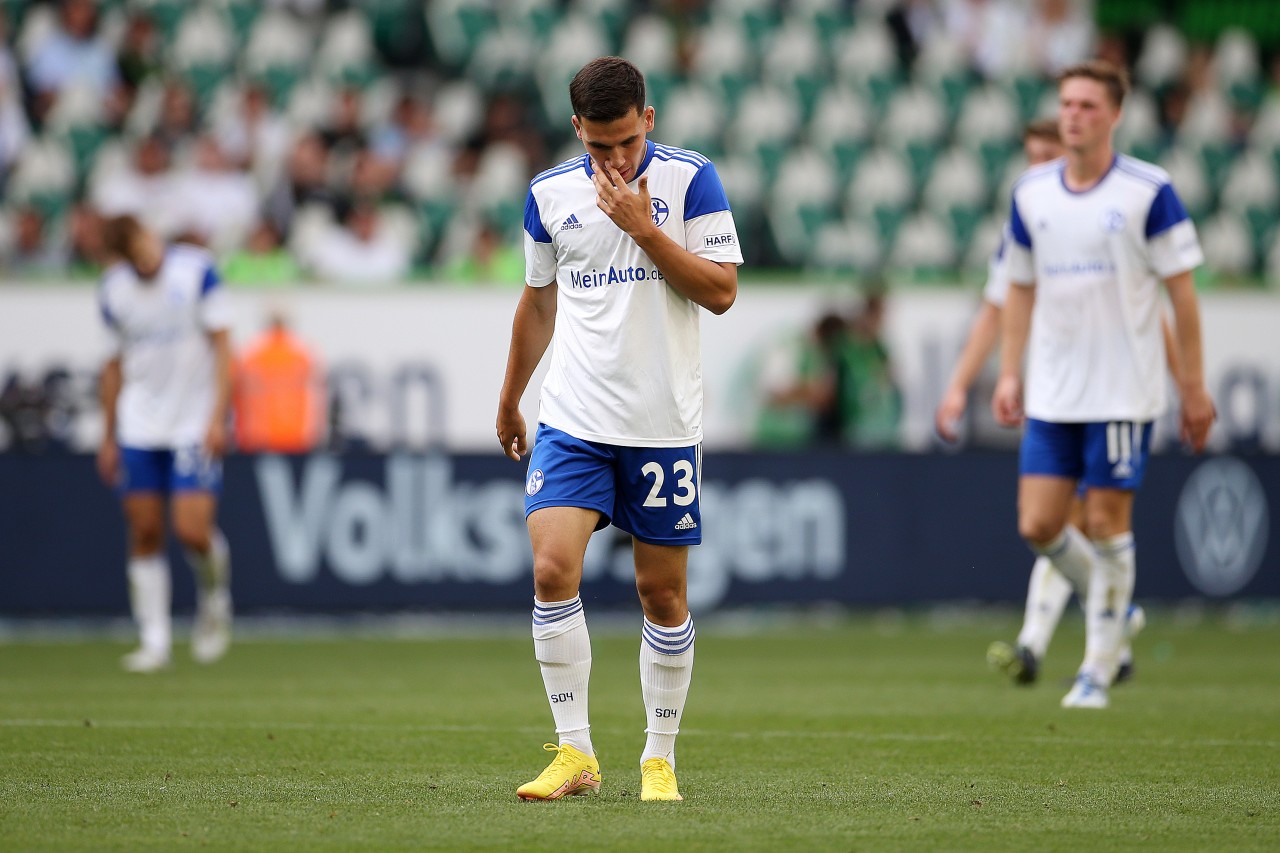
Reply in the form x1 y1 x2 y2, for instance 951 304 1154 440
496 57 741 801
936 119 1159 686
993 60 1215 709
96 215 234 673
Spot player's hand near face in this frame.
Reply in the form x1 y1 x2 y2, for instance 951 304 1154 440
992 374 1024 427
593 163 655 239
496 405 528 462
1179 384 1215 452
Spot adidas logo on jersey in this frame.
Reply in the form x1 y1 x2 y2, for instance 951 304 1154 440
674 513 697 531
561 214 583 230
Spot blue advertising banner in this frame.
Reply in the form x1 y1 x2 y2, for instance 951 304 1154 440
1 452 1274 615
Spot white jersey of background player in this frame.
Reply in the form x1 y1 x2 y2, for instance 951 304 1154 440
497 57 741 803
993 61 1215 709
97 215 234 673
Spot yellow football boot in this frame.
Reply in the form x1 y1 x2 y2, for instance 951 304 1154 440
640 757 683 802
516 743 601 801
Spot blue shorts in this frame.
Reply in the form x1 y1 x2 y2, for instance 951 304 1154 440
119 446 223 496
1019 419 1152 491
524 424 702 545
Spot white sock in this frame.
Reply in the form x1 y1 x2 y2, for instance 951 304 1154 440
532 597 593 756
1083 532 1136 685
127 554 171 655
186 528 230 594
640 615 695 771
1031 525 1095 592
1016 556 1074 660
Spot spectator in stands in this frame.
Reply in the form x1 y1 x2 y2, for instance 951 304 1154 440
0 10 29 196
67 201 106 273
350 148 401 203
222 221 301 286
1026 0 1094 77
170 135 259 253
370 92 439 165
154 79 200 150
214 83 290 190
886 0 945 70
115 10 162 104
754 312 848 448
944 0 1029 80
91 132 189 237
263 132 340 239
2 205 68 276
319 85 367 166
24 0 120 124
843 289 903 449
441 216 524 286
306 200 412 284
234 311 325 453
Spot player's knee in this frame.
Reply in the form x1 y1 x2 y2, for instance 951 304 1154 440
128 522 164 554
532 556 580 600
635 579 685 621
171 521 211 553
1018 515 1061 548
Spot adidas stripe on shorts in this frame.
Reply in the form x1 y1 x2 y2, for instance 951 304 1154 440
524 423 702 546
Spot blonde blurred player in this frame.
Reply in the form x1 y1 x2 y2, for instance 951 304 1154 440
936 120 1166 686
96 215 233 672
994 61 1214 709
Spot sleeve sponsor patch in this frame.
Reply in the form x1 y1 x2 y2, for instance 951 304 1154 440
704 233 737 248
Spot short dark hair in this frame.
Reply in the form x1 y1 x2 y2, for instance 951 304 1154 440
569 56 646 123
1057 59 1129 108
102 214 145 260
1023 118 1062 144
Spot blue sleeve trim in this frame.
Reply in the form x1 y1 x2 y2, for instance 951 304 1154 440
1145 183 1189 238
98 287 117 329
684 162 731 220
200 264 221 297
524 189 552 243
1009 198 1032 249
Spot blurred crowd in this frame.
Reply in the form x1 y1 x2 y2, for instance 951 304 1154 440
0 0 1277 284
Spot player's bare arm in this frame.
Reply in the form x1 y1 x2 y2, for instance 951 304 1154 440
937 300 1001 441
205 328 233 458
1164 270 1215 451
592 163 737 315
97 355 123 485
993 282 1035 427
497 283 558 461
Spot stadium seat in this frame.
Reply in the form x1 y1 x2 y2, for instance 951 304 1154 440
1159 146 1212 218
658 82 727 157
890 211 957 273
688 17 755 116
131 0 186 40
620 14 678 80
1218 148 1278 215
962 213 1007 271
497 0 559 42
1198 211 1256 278
470 141 530 210
727 84 801 185
570 0 630 46
7 136 76 205
768 145 839 261
1115 89 1162 152
1247 96 1280 150
1180 90 1234 149
1213 28 1261 90
761 18 828 122
714 153 765 220
402 140 460 201
209 0 259 41
466 25 538 94
1008 74 1051 125
811 216 882 272
425 0 498 69
832 20 899 89
954 84 1019 147
316 10 377 76
846 147 913 219
169 5 234 70
1134 22 1188 90
808 85 872 182
430 80 485 147
536 14 611 126
922 147 989 217
881 84 947 147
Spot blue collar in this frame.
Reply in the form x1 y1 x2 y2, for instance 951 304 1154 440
1059 154 1117 195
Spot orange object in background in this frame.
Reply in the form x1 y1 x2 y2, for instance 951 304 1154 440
234 315 325 453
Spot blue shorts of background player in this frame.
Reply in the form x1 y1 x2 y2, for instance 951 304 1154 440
1020 419 1153 490
524 424 702 546
119 446 223 495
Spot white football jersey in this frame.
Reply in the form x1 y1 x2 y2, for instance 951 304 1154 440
1007 155 1203 422
981 222 1014 308
524 140 743 446
99 244 232 448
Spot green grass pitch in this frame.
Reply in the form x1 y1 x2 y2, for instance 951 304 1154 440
2 611 1277 851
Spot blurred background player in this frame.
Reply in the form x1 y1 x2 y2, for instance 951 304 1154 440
994 61 1215 709
496 57 741 802
936 118 1155 686
96 215 234 672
